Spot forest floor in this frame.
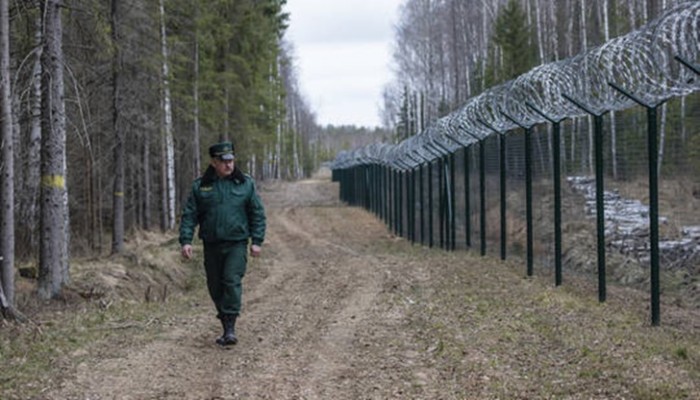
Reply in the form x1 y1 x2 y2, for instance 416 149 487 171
2 169 700 399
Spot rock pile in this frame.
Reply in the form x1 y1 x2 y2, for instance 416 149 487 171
567 176 700 270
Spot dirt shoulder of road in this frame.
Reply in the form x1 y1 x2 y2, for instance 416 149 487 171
2 170 699 399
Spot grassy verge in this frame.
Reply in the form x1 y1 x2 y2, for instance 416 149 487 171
0 235 205 399
395 248 700 398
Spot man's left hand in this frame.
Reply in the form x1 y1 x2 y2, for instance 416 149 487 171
251 244 262 257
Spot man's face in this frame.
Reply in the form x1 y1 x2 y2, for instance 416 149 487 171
212 157 234 177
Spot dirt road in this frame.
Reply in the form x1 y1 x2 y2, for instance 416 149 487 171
43 171 441 399
40 171 700 399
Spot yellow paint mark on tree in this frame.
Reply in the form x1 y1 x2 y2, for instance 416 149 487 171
41 175 65 189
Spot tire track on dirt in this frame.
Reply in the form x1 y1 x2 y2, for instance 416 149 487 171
234 201 386 399
42 174 439 400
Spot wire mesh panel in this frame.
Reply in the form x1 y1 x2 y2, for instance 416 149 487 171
505 130 528 262
483 135 501 258
330 1 700 323
530 125 556 278
560 117 603 282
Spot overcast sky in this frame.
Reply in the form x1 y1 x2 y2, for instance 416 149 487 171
283 0 403 128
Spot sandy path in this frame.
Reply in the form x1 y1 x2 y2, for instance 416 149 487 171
45 172 436 400
39 171 700 400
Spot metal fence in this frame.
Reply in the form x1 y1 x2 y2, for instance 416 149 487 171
331 2 700 326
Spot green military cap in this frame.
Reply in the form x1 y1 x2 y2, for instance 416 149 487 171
209 142 235 160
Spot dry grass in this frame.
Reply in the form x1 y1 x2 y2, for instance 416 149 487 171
1 175 699 399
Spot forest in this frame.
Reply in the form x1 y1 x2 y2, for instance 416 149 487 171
1 0 698 317
382 0 692 131
0 0 330 316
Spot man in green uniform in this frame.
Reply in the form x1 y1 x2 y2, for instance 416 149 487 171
179 141 266 346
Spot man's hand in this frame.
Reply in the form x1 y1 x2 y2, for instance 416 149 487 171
181 244 193 259
250 244 262 257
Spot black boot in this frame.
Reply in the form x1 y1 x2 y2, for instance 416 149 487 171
216 314 238 346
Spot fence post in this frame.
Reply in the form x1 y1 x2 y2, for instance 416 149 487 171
526 103 566 286
419 158 425 245
427 160 434 248
450 153 456 250
562 94 609 303
608 81 668 327
464 145 472 249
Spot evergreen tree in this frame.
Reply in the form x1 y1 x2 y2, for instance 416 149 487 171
488 0 538 84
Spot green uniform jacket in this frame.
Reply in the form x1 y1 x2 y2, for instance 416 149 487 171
179 166 266 246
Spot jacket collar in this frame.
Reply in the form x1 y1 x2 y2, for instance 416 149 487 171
201 165 246 185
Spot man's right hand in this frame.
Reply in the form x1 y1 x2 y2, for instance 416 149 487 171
181 244 193 259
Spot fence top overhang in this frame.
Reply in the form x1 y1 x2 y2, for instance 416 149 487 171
330 1 700 171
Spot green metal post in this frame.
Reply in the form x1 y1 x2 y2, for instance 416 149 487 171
648 106 660 326
397 169 402 236
438 157 445 249
593 114 606 302
450 152 456 251
609 82 663 326
393 169 398 235
479 140 486 256
408 168 414 242
428 161 434 248
525 128 533 276
500 134 507 260
464 146 471 248
553 122 563 286
562 94 607 301
420 162 425 245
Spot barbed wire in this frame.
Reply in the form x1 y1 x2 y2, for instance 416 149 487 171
332 1 700 170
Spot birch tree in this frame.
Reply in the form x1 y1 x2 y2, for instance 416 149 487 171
0 0 14 312
111 0 125 254
38 0 70 299
159 0 176 230
17 1 43 258
603 0 620 179
192 5 201 177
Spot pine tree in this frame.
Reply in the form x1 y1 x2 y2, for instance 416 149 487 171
492 0 538 83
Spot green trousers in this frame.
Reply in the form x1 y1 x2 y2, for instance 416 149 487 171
203 241 248 318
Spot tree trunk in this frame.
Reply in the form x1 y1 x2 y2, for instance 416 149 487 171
192 4 201 177
38 0 70 299
26 0 42 255
192 46 201 177
111 0 125 254
534 0 545 63
602 0 618 179
143 134 151 230
0 0 15 310
159 0 175 230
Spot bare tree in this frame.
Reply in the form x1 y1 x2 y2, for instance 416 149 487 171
192 6 201 177
159 0 176 230
111 0 125 254
38 0 70 299
0 0 15 312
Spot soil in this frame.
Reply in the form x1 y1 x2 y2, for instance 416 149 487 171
6 169 700 399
